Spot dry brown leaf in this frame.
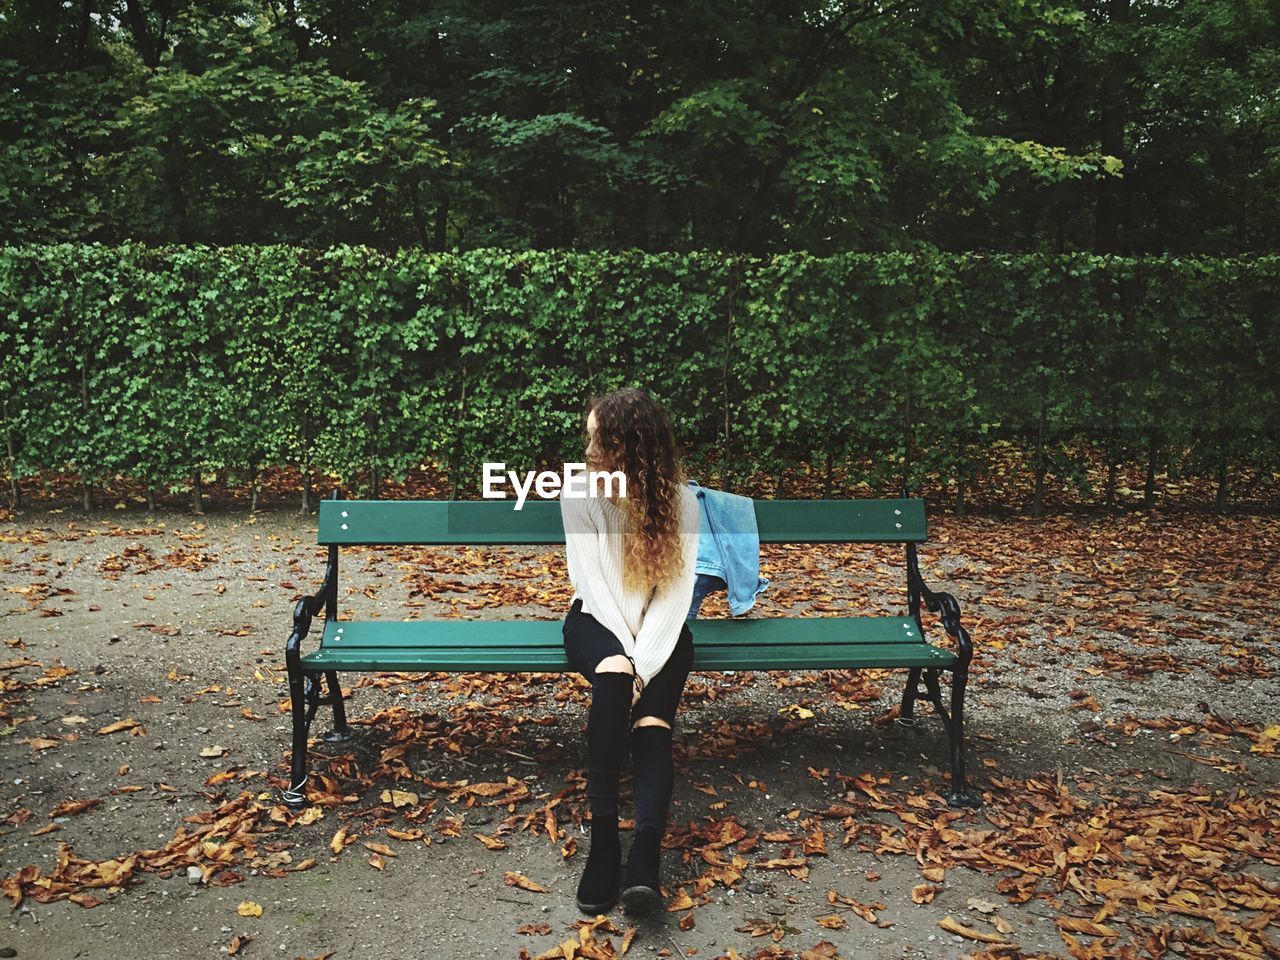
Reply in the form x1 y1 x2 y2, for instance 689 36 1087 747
1056 916 1120 938
48 798 101 818
912 884 943 904
938 916 1011 944
379 788 419 808
668 888 696 911
503 870 549 893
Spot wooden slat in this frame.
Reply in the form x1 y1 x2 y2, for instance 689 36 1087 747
317 497 926 545
301 641 954 673
298 616 956 672
754 499 925 542
313 616 928 649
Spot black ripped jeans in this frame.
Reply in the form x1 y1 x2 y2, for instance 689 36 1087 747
562 597 695 730
563 597 694 829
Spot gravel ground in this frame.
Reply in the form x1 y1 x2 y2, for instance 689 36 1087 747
0 503 1276 960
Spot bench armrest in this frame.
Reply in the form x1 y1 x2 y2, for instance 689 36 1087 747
907 548 973 670
285 551 338 662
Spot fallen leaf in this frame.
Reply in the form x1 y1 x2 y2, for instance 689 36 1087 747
1056 916 1120 938
504 870 549 893
779 704 814 719
938 915 1011 944
380 788 419 808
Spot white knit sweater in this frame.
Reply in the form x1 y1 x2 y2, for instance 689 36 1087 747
561 483 699 687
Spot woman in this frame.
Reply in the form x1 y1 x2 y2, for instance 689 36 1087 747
561 387 699 916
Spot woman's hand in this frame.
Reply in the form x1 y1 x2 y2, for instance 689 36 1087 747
631 675 643 707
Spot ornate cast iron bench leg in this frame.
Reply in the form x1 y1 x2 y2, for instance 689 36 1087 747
322 670 354 743
908 541 982 808
281 525 344 812
946 659 980 807
281 495 352 812
897 666 923 727
283 652 312 812
284 666 354 811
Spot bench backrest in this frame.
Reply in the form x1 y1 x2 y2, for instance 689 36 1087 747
316 497 926 545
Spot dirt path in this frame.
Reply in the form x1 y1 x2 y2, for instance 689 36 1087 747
0 505 1276 960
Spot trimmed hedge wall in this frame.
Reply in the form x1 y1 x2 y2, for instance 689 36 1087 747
2 245 1277 511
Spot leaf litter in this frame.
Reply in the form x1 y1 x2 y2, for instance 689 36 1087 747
0 504 1276 959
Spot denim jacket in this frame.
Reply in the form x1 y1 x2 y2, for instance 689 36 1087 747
687 480 770 617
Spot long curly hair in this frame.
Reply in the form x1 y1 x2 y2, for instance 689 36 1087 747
585 387 687 593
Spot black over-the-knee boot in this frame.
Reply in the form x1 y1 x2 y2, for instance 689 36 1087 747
575 672 631 914
621 723 674 914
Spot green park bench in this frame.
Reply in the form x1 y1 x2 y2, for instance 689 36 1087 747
280 491 980 811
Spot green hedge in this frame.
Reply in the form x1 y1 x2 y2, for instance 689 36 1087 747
2 244 1277 511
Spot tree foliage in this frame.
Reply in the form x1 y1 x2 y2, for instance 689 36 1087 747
3 0 1275 253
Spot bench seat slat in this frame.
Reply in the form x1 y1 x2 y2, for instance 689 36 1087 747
312 616 929 649
299 617 956 672
301 642 954 672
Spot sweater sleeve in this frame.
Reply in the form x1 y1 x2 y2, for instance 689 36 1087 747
561 493 635 651
630 487 700 688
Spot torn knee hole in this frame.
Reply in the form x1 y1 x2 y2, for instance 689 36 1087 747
595 655 634 675
632 717 671 730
